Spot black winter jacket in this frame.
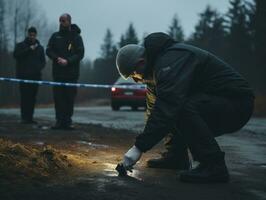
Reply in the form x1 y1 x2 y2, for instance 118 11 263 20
46 24 84 80
13 38 46 79
135 32 254 152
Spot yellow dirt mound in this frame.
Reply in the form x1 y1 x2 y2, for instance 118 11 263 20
0 139 71 180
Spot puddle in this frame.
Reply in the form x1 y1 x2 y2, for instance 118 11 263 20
103 163 118 177
248 189 266 200
103 169 118 177
30 125 50 131
231 171 245 176
34 141 45 146
76 141 109 149
40 126 50 130
251 163 266 168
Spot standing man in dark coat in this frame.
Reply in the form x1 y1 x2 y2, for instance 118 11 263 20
14 27 46 124
115 32 254 183
46 13 84 130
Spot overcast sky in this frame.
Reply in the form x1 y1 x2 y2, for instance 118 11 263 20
36 0 232 60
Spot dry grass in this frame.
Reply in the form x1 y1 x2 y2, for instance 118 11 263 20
0 139 71 181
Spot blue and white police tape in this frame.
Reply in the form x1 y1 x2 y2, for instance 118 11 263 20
0 77 146 90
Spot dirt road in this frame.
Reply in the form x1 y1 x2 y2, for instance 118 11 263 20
0 113 266 200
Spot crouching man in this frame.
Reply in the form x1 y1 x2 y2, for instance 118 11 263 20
116 32 254 183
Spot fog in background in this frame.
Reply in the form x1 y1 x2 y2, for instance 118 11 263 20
0 0 265 116
36 0 231 60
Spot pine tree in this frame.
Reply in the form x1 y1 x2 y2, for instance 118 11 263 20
119 23 139 48
190 5 227 57
0 0 7 52
253 0 266 92
227 0 250 41
168 14 184 42
94 28 119 85
100 28 117 60
226 0 253 78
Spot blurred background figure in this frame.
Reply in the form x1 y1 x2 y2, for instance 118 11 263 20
46 13 84 130
13 27 46 124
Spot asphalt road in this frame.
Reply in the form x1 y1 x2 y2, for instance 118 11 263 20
0 106 146 132
0 106 266 135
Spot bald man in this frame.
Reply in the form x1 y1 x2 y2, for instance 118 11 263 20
46 14 85 130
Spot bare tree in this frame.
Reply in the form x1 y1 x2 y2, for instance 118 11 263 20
4 0 50 49
13 0 20 47
0 0 7 51
0 0 55 106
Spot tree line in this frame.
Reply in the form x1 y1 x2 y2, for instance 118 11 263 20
90 0 266 93
0 0 266 109
0 0 56 106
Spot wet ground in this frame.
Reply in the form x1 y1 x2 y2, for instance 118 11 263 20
1 106 266 134
0 106 146 131
0 113 266 200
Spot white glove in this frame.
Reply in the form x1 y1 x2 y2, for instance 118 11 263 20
122 145 142 170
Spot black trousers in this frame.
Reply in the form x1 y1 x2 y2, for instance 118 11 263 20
168 93 254 164
19 83 39 121
163 132 188 160
53 78 77 125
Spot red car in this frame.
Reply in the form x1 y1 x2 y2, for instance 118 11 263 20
111 77 147 111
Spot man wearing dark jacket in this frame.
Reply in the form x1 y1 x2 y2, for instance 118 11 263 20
116 32 254 183
14 27 46 124
46 14 84 130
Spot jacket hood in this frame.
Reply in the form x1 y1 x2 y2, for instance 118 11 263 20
71 24 81 34
143 32 175 78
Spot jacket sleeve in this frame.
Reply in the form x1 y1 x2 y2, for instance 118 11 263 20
13 42 31 58
46 34 58 61
40 46 46 70
135 51 198 152
66 35 85 65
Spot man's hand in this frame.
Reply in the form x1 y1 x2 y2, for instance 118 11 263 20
57 57 68 66
122 145 142 170
30 44 38 50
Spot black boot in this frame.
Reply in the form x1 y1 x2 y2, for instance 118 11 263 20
51 121 64 130
179 161 230 183
147 152 190 170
